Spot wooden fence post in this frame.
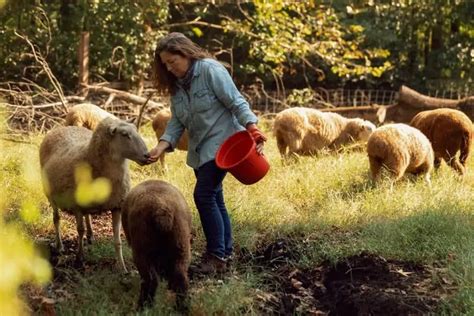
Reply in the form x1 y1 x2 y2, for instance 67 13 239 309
78 31 90 96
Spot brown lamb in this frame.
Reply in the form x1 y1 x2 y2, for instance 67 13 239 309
152 108 189 168
410 108 473 175
122 180 192 311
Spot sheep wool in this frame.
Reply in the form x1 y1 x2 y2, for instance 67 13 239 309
273 107 375 158
65 103 117 130
367 123 434 184
122 180 192 311
40 118 150 271
410 108 472 175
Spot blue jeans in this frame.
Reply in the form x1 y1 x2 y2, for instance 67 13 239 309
193 160 233 259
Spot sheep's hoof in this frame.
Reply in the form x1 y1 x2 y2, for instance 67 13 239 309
119 275 133 290
116 263 129 274
176 295 190 314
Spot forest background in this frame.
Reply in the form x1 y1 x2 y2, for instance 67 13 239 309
1 0 472 99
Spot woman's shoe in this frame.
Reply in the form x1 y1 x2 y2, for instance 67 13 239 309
225 254 234 268
190 252 227 275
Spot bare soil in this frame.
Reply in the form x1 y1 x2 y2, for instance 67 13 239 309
27 220 454 315
244 239 452 315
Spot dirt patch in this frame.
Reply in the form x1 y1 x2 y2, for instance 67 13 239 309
255 251 451 315
240 238 301 270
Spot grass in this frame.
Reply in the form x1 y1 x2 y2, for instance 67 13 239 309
2 121 474 314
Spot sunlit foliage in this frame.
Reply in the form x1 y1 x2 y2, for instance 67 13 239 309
0 108 51 315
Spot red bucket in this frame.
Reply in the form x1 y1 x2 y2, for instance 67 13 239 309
216 130 270 185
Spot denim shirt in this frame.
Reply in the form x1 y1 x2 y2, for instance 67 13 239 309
160 58 258 169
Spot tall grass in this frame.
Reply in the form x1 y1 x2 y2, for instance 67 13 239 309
2 122 473 314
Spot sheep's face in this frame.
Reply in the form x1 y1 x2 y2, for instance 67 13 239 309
108 121 150 165
349 119 376 141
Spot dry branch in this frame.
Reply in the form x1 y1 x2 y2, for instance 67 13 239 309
135 93 154 130
14 31 68 113
84 85 166 109
3 96 86 109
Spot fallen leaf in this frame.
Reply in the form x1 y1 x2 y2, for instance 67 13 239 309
395 268 413 277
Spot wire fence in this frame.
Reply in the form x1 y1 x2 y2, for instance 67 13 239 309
244 87 472 114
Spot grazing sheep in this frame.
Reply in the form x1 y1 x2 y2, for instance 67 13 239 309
65 103 118 130
122 180 192 311
40 118 150 271
410 108 473 175
273 107 376 158
152 108 188 168
367 123 434 185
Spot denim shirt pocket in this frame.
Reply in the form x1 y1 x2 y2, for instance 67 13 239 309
171 95 189 125
193 89 214 113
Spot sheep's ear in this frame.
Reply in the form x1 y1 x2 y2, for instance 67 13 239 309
376 106 387 123
109 125 117 136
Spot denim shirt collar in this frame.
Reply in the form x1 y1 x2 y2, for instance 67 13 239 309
177 60 197 91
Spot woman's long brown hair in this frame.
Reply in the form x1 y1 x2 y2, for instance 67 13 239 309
153 32 213 95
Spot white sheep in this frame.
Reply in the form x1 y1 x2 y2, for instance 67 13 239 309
65 103 119 237
366 123 434 185
122 180 192 311
273 107 376 158
151 108 188 168
40 118 150 271
65 103 118 130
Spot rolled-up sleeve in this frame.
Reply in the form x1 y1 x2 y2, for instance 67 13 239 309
159 106 185 152
206 64 258 127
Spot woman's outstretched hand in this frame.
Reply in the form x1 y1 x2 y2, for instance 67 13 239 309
246 123 267 155
147 141 171 164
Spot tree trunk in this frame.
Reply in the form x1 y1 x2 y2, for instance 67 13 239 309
398 85 458 109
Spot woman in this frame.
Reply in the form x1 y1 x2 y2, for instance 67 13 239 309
148 32 266 274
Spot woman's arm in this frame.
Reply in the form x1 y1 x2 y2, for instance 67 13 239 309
159 106 185 151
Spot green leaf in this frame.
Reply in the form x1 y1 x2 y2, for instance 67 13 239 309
192 27 203 37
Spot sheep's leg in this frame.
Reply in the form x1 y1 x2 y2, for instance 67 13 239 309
386 161 406 191
112 209 128 273
85 214 94 244
444 143 465 175
459 134 471 167
137 264 158 310
424 172 432 187
442 149 464 175
447 156 465 175
159 153 168 172
391 168 405 183
434 156 442 170
168 263 190 312
287 139 302 159
368 156 383 183
74 212 85 266
53 206 64 252
276 136 288 159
